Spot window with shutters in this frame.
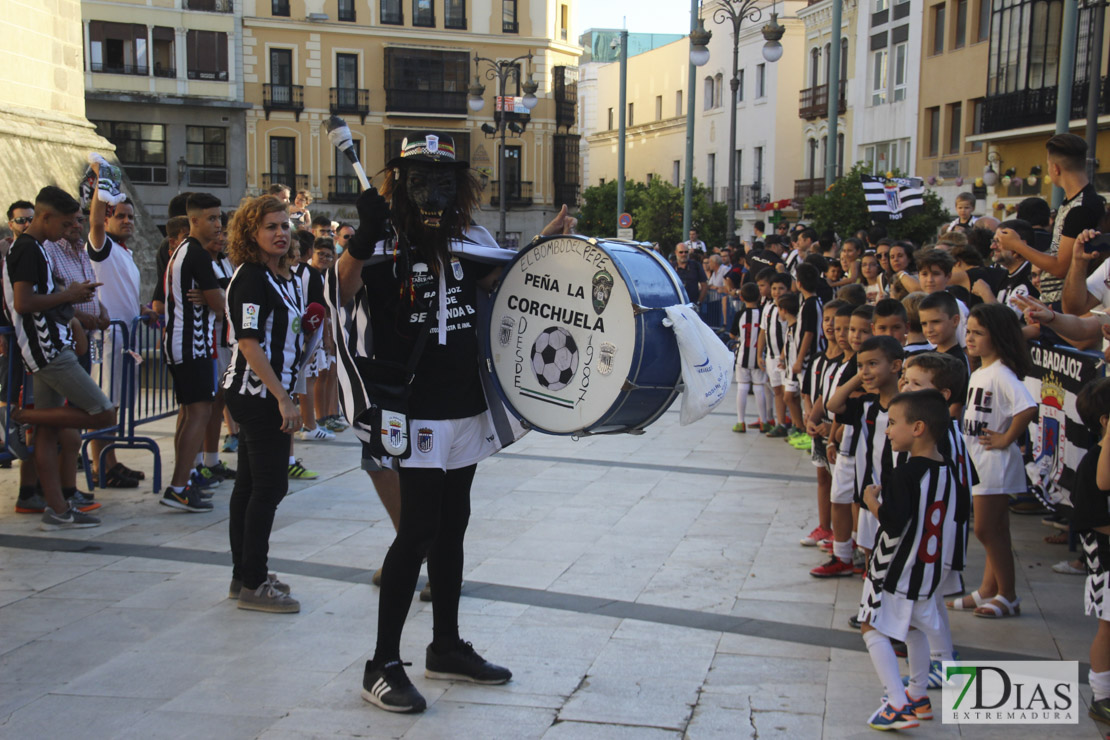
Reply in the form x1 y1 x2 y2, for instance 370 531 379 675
384 48 469 113
186 30 228 80
88 21 148 75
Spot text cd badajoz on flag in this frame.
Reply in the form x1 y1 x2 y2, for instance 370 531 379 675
487 235 684 435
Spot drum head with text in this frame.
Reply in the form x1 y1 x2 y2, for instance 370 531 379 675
488 237 636 434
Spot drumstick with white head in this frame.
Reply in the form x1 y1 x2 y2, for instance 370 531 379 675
325 116 371 191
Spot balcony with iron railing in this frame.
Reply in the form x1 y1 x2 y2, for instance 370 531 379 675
153 65 176 79
794 178 826 203
328 175 361 203
188 69 229 81
184 0 233 11
798 80 847 120
489 181 533 207
263 83 305 120
503 20 519 33
90 62 148 76
262 173 310 193
330 88 370 122
385 88 467 115
981 77 1110 133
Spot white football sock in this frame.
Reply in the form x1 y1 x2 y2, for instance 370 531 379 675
927 591 955 663
1091 669 1110 702
864 629 908 709
904 629 931 699
194 453 204 466
204 452 219 467
288 455 296 465
832 539 853 563
753 382 769 423
736 382 750 423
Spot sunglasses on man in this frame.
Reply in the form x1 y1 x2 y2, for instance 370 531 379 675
10 217 31 225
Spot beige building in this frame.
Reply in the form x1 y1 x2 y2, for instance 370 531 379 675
913 0 989 211
581 3 807 241
80 0 249 220
959 1 1110 213
795 0 857 203
242 0 582 247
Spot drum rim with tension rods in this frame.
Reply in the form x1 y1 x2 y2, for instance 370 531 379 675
484 234 685 436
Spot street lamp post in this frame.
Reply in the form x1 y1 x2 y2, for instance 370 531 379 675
616 30 629 227
683 1 712 239
711 0 785 243
468 52 539 243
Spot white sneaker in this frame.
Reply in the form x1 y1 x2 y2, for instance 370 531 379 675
296 425 335 441
1052 560 1085 575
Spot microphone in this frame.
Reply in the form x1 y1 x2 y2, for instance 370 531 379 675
302 302 326 335
324 116 371 191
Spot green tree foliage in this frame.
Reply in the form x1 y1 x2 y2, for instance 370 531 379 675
801 163 953 247
576 178 727 252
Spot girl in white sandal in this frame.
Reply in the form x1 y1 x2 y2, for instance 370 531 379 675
950 304 1037 619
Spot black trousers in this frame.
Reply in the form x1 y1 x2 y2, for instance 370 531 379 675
373 464 476 664
226 393 290 590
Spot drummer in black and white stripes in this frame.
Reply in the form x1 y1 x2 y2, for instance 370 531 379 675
221 194 306 613
159 193 224 513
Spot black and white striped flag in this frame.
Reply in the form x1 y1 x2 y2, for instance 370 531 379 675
861 175 925 221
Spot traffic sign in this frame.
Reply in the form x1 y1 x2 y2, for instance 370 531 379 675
618 212 632 229
617 228 634 239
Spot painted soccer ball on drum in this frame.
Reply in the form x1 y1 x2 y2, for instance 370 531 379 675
530 327 579 391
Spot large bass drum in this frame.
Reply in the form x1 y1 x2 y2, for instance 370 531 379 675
486 235 685 435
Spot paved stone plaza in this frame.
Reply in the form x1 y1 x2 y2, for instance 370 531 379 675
0 389 1103 739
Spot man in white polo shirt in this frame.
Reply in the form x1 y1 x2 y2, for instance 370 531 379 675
86 165 159 487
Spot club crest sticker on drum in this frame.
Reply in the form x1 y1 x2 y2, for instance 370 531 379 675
486 235 684 436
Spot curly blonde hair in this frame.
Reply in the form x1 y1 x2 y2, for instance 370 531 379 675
226 195 296 269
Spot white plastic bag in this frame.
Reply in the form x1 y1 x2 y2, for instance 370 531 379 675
663 304 734 425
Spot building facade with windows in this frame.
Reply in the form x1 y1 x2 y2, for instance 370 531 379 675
851 0 921 181
580 4 806 241
961 0 1110 211
242 0 582 247
81 0 250 220
913 0 989 210
795 0 857 205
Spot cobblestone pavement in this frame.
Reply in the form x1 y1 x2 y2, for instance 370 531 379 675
0 389 1103 738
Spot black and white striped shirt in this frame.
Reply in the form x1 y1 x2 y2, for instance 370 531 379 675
222 262 305 398
870 457 958 601
293 262 325 307
760 299 787 359
1 234 74 372
730 305 761 370
163 237 220 364
212 253 234 350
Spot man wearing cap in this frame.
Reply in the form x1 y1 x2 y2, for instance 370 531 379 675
331 133 573 714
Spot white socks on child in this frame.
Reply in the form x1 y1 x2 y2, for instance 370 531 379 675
204 452 218 467
864 630 908 708
737 382 751 424
903 629 931 699
753 383 769 424
833 539 853 563
1091 669 1110 702
926 592 955 663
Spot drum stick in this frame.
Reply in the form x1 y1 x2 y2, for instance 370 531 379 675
325 116 371 191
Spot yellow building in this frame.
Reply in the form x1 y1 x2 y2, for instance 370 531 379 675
242 0 582 247
954 0 1110 213
80 0 249 219
913 0 988 210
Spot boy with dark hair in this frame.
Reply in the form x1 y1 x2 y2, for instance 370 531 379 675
872 298 909 345
758 272 793 436
161 192 226 513
918 291 967 417
1071 378 1110 726
837 283 867 306
900 292 935 355
729 282 766 433
789 263 826 449
3 186 116 529
1000 134 1105 306
827 336 904 563
859 389 958 730
945 192 978 233
916 248 969 344
1015 196 1052 252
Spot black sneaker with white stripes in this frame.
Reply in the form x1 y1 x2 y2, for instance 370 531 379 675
361 660 426 713
424 640 512 684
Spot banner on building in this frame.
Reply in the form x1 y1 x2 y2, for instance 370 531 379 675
861 175 925 221
1022 341 1102 509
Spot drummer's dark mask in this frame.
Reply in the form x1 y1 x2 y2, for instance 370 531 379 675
403 164 457 230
